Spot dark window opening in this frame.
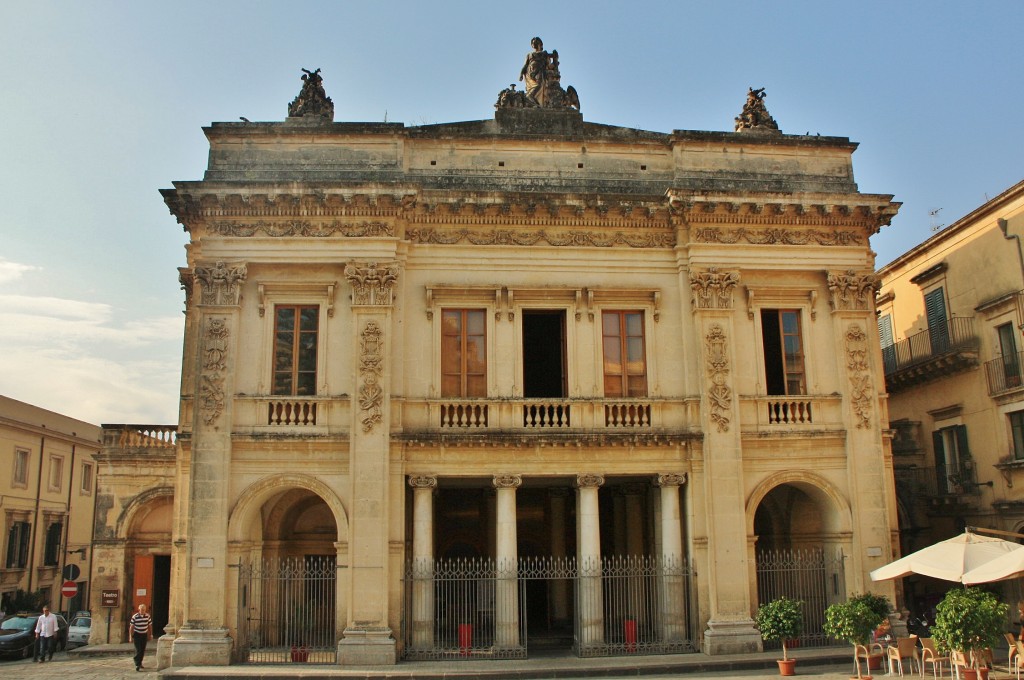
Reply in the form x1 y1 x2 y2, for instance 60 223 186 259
273 305 319 396
761 309 805 395
5 521 31 569
522 311 566 398
44 522 62 566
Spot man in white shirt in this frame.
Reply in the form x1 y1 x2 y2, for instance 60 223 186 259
34 605 59 662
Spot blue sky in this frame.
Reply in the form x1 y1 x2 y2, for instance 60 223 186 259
0 1 1021 424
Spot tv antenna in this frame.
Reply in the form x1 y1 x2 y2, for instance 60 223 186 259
929 208 945 232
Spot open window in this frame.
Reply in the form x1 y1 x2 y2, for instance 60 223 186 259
522 310 567 398
761 309 806 395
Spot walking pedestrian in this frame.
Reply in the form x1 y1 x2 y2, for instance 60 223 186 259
34 605 59 662
128 603 152 671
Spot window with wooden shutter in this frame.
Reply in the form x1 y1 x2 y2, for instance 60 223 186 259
441 309 486 397
602 311 648 397
924 288 949 352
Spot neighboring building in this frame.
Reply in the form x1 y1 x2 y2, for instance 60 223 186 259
0 395 100 617
155 43 901 668
877 179 1024 614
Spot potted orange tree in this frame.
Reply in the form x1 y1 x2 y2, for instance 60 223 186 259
930 587 1007 680
756 596 804 676
824 594 890 679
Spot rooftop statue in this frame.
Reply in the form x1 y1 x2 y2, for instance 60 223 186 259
734 87 779 133
288 68 335 121
496 37 580 111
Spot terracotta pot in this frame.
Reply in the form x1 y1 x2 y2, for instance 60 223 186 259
961 669 978 680
979 667 990 680
867 653 883 670
777 658 797 676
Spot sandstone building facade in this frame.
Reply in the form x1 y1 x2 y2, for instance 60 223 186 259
877 180 1024 613
146 47 901 667
0 395 99 618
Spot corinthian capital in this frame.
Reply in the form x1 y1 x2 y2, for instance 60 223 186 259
194 261 247 306
827 269 878 312
345 261 400 306
690 268 740 310
656 473 687 488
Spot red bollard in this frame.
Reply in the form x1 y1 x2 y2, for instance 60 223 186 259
624 618 637 653
458 623 473 656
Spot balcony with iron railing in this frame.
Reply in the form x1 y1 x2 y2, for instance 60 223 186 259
894 463 984 514
882 316 980 392
984 350 1024 396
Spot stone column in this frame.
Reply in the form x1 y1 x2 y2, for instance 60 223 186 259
171 261 246 667
548 488 571 627
409 475 436 648
493 474 521 649
657 473 687 641
338 262 401 665
688 268 761 655
575 473 604 647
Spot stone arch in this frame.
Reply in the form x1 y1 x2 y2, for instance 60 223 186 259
745 470 853 538
228 473 349 543
115 486 176 540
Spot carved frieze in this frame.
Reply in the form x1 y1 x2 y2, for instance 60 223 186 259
357 321 385 432
407 228 674 249
845 324 873 429
656 473 688 488
827 270 879 312
194 261 247 306
345 262 400 307
705 324 733 433
690 268 740 310
199 318 229 425
492 474 523 489
210 220 394 238
575 473 605 489
694 226 863 246
408 475 437 489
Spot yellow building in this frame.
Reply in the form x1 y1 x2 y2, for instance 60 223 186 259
877 179 1024 613
0 395 100 617
150 44 901 668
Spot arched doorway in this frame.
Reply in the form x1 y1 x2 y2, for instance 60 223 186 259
752 479 847 647
231 481 343 664
123 492 173 639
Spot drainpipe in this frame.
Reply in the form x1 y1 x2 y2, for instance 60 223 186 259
28 435 45 592
58 444 76 617
998 218 1024 329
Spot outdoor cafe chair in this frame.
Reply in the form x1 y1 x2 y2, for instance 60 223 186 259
920 638 951 679
887 636 920 676
855 642 887 677
1008 633 1019 670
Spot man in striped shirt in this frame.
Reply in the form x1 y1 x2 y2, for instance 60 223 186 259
128 603 152 671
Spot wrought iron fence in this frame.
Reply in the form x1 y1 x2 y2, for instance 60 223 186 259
401 554 699 660
236 556 337 664
756 548 845 648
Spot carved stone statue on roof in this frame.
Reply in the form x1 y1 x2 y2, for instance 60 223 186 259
495 37 580 111
734 87 779 133
288 68 335 121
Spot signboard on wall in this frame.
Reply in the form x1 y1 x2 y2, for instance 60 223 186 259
101 589 120 607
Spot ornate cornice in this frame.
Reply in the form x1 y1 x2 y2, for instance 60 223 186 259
693 226 863 246
845 324 873 429
194 261 247 306
493 474 522 489
827 270 879 312
407 227 674 248
357 321 385 432
575 473 605 489
690 268 740 310
210 220 394 238
705 324 732 433
345 262 400 307
669 194 899 234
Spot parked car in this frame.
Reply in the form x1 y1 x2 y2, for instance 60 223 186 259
0 613 68 659
67 615 91 649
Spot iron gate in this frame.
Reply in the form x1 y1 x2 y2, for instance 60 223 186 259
755 548 846 648
236 556 337 664
401 554 699 660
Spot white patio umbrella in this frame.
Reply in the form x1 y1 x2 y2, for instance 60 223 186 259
870 531 1024 583
962 547 1024 584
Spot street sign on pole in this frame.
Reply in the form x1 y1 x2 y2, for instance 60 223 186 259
61 580 78 598
101 589 119 607
63 563 81 581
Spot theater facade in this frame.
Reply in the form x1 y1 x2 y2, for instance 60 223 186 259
153 43 900 667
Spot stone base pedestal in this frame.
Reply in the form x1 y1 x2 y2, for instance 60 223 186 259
702 618 762 655
156 630 175 670
337 627 397 666
169 627 232 667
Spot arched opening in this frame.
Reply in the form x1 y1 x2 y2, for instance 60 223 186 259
123 493 173 638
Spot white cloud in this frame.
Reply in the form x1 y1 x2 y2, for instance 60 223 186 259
0 259 39 284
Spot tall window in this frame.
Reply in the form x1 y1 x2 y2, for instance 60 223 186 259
80 461 94 495
761 309 806 395
998 322 1021 387
12 448 29 487
1011 411 1024 461
933 425 970 494
5 521 31 568
44 522 62 566
878 314 896 373
48 455 63 492
602 311 647 397
441 309 486 397
924 287 949 352
273 305 319 396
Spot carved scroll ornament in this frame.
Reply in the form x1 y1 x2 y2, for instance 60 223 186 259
845 324 873 428
345 262 400 307
408 475 437 489
705 324 733 432
194 261 247 306
493 474 523 489
358 322 385 432
690 268 740 310
828 270 879 312
199 317 229 425
575 473 605 489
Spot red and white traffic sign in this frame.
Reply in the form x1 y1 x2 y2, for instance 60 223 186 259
61 580 78 598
